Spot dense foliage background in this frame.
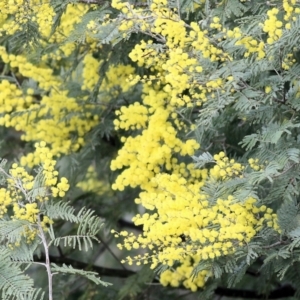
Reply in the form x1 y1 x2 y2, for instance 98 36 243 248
1 0 300 299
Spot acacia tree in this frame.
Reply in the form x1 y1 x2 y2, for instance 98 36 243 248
0 0 300 299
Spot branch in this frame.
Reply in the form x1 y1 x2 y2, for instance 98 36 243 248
37 216 53 300
34 254 136 278
262 240 287 249
34 254 296 299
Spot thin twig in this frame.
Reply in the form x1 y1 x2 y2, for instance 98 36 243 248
37 215 53 300
97 234 127 270
262 240 286 249
11 72 22 90
273 163 297 178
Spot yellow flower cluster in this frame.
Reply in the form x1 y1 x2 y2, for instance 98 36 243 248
0 142 69 247
282 53 296 70
0 80 33 116
0 47 99 156
51 4 88 44
283 0 300 22
87 20 96 30
112 0 154 32
0 0 92 60
77 166 110 196
115 172 278 267
227 28 265 59
0 0 86 51
263 8 283 44
265 86 272 93
82 54 101 91
236 36 265 59
21 140 51 165
119 0 227 107
34 3 56 38
106 2 278 289
82 54 135 102
19 141 70 199
40 3 89 60
0 0 27 35
210 152 244 180
112 0 128 11
0 188 13 218
0 47 60 90
52 178 70 198
8 163 35 193
210 17 222 31
261 1 300 44
13 203 39 223
161 47 198 105
0 141 69 244
129 40 162 68
114 102 149 130
0 8 136 164
248 158 264 171
0 141 69 247
111 90 200 191
160 256 208 291
100 64 135 95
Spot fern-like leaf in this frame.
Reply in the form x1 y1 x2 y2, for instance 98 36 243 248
51 263 111 286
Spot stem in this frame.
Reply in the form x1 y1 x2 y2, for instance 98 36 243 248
272 163 297 178
37 216 53 300
262 240 286 249
97 235 127 270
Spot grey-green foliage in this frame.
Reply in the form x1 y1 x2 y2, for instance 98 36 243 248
226 260 248 288
0 247 45 300
220 0 249 18
57 1 124 47
51 264 111 286
277 199 299 232
192 151 214 168
48 204 103 251
0 197 109 299
0 220 34 245
65 8 113 44
6 21 42 53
